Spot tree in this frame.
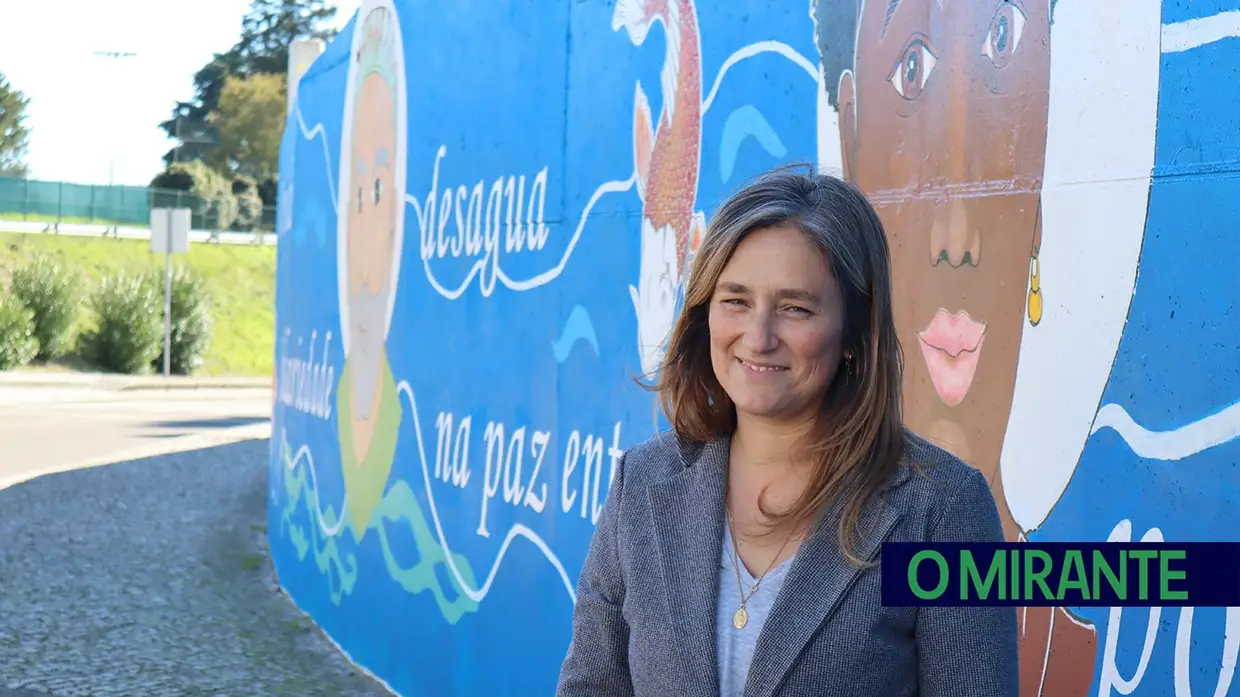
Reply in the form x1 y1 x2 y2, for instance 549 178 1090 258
0 73 31 178
160 0 338 167
208 73 287 180
234 0 339 75
160 53 242 165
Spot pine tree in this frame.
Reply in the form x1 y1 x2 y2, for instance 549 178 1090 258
159 0 339 167
0 72 31 178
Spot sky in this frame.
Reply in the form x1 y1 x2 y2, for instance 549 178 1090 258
0 0 360 188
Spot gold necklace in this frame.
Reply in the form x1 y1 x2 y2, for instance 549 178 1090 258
726 510 795 630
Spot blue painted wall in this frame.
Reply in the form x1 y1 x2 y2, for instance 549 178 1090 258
271 1 816 695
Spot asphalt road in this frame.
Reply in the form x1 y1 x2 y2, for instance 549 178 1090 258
0 386 274 489
0 384 391 696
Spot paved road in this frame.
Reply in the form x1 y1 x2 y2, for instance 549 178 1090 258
0 386 273 489
0 385 391 696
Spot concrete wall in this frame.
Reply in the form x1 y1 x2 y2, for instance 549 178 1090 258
270 1 1239 695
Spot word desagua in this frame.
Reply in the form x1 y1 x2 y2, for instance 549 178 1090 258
414 144 552 296
277 328 335 420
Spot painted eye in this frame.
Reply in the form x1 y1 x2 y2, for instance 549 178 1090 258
373 178 383 205
982 1 1027 68
357 188 364 214
888 37 938 101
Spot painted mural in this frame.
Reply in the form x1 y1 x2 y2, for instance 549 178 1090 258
270 0 1239 695
813 0 1239 695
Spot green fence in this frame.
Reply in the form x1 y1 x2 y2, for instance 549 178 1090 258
0 176 277 232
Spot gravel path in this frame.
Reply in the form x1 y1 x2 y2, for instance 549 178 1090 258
0 438 391 697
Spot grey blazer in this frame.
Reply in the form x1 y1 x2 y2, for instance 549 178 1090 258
555 429 1019 697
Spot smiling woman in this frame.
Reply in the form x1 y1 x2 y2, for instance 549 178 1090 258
556 165 1018 697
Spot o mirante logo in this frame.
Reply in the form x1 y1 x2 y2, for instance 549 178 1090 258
880 542 1240 607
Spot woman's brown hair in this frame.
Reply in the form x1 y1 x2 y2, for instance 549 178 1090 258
655 164 906 567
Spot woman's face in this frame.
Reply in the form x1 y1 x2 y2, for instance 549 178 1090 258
708 224 847 425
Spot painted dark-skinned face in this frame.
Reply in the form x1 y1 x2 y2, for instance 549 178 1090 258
837 0 1050 481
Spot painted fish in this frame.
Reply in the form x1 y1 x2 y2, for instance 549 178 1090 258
614 0 707 377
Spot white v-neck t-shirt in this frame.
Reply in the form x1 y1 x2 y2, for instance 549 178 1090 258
715 523 797 697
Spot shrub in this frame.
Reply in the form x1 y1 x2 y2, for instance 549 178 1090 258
231 175 264 232
0 290 38 370
149 265 213 375
9 254 81 359
151 160 238 231
79 270 163 374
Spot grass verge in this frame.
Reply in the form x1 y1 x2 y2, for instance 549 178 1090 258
0 231 275 376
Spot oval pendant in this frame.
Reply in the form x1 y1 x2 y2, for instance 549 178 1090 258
733 607 748 630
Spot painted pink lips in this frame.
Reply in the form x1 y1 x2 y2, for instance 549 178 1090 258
916 309 987 407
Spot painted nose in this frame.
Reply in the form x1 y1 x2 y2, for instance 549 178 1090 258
358 258 382 295
360 231 384 294
929 196 980 268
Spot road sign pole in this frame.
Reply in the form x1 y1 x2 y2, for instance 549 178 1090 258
151 207 189 378
163 209 172 378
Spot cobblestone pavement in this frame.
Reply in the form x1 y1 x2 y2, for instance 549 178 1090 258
0 439 391 697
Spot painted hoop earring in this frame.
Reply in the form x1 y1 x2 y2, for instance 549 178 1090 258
1027 254 1043 327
